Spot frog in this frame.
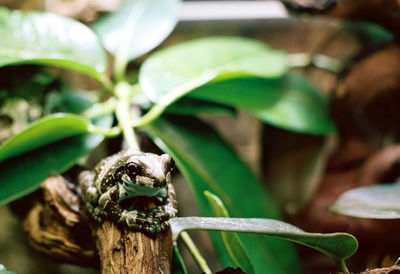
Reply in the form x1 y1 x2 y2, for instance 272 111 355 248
78 149 178 234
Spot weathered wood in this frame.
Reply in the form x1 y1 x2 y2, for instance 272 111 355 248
23 176 173 273
23 176 97 267
95 221 172 274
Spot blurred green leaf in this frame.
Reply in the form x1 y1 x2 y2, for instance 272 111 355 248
204 191 254 274
172 244 188 274
167 98 235 116
0 264 14 274
144 116 301 274
92 0 180 61
343 21 394 46
44 90 97 115
0 115 112 206
331 183 400 219
170 217 358 262
139 36 287 103
190 74 336 135
0 113 96 163
0 7 107 80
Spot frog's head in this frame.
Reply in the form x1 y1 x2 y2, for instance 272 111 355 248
117 153 175 190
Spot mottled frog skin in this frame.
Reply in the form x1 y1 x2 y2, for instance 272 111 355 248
78 150 177 233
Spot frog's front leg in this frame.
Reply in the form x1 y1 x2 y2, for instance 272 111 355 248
79 170 103 221
98 186 158 230
97 185 124 222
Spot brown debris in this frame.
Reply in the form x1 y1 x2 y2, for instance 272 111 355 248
360 265 400 274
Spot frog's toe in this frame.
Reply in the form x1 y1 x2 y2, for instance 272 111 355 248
124 210 152 227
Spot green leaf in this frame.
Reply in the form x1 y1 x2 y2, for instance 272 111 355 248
44 90 98 115
144 116 301 274
0 7 107 81
190 74 336 135
204 191 254 274
0 264 15 274
343 21 394 47
0 115 112 206
170 217 358 262
172 244 188 274
137 37 288 126
92 0 180 61
167 98 235 116
331 183 400 219
0 113 96 163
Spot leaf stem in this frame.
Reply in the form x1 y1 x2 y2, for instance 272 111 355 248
83 97 118 119
180 231 212 274
115 81 140 150
335 259 350 274
133 74 215 128
97 74 115 94
88 124 121 137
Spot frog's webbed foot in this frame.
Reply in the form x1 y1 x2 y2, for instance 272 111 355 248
118 210 167 233
148 184 178 220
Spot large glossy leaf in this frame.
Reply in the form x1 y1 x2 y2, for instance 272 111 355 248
92 0 180 61
204 191 254 274
170 217 358 262
144 116 301 274
166 98 235 116
0 115 112 206
0 113 95 163
0 7 107 80
189 74 336 135
139 36 287 104
331 183 400 219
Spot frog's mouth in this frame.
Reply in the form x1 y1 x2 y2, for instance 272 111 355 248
120 174 166 198
121 174 154 187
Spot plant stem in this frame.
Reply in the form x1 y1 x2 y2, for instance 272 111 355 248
83 97 118 119
88 125 121 137
133 74 215 128
115 81 140 150
180 231 212 274
97 74 115 95
335 259 350 274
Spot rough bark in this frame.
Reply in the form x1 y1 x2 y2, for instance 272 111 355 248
23 176 97 267
23 176 173 273
95 221 172 274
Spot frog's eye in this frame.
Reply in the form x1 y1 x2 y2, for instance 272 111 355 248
161 155 175 172
168 158 175 171
126 163 141 175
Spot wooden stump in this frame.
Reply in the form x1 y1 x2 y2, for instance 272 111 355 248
95 221 172 274
23 176 173 273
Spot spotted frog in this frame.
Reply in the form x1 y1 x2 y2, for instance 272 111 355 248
78 150 177 233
